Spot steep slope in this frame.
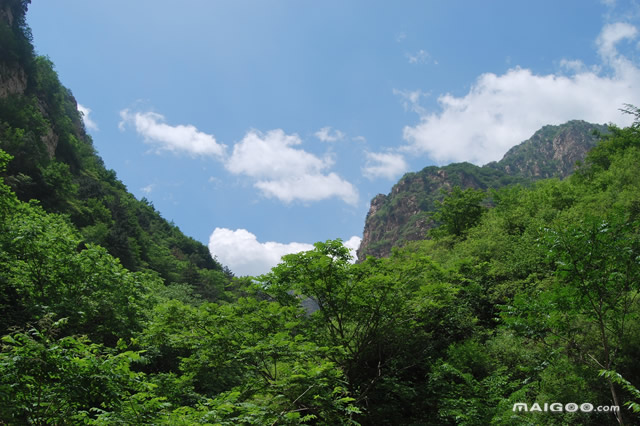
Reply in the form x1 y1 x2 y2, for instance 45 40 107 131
358 120 608 259
486 120 608 178
0 0 231 299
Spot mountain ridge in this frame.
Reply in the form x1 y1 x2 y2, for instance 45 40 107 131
357 120 608 259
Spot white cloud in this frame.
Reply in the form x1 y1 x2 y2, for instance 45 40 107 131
393 89 429 114
141 184 155 194
208 228 361 276
362 152 408 180
119 109 226 158
227 129 328 177
559 59 588 73
596 22 637 59
343 235 361 259
77 104 98 131
226 129 358 205
315 126 346 142
406 49 430 64
119 114 358 205
401 22 640 165
255 173 358 205
209 228 313 276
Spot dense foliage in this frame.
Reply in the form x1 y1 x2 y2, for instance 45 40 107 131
0 0 231 301
358 120 607 259
2 117 640 423
2 2 640 424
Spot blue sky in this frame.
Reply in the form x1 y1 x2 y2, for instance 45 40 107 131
27 0 640 275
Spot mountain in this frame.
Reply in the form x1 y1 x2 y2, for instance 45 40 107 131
0 0 232 300
357 120 608 259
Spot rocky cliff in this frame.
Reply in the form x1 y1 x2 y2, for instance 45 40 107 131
0 62 26 98
0 0 78 161
357 120 608 259
485 121 608 179
0 0 30 98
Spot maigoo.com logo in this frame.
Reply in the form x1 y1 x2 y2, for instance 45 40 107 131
513 402 619 413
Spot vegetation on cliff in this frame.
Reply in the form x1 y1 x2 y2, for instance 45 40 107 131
358 120 608 259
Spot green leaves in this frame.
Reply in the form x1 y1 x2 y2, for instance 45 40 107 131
0 319 150 425
432 186 486 238
0 190 159 343
600 370 640 413
140 296 360 424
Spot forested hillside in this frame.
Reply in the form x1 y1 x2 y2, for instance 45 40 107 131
358 120 607 259
1 1 640 425
0 0 232 300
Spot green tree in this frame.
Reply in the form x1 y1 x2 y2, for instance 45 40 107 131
0 317 157 425
433 186 486 237
542 213 640 425
142 297 359 424
258 240 478 423
601 370 640 415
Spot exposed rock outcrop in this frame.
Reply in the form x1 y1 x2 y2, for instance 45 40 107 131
0 63 27 98
357 120 608 260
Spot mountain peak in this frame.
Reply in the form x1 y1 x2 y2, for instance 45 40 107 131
357 120 607 260
488 120 608 179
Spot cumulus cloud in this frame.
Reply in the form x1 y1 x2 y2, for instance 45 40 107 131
255 173 358 205
209 228 313 276
362 152 408 180
227 130 328 178
119 115 359 205
401 22 640 165
226 129 358 205
77 104 98 131
343 235 361 258
119 109 226 158
315 126 346 142
208 228 361 276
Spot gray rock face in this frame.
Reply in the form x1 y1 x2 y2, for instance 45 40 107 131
357 120 608 260
0 63 27 98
